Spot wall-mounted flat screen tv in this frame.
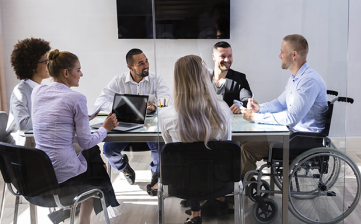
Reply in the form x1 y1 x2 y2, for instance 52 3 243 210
116 0 230 39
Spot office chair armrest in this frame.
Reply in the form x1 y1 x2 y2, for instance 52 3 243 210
6 183 21 196
73 189 104 205
53 188 105 209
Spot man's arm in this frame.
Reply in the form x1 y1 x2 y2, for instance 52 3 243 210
238 75 252 106
255 78 320 126
94 75 124 112
228 72 252 113
155 75 171 106
258 89 287 114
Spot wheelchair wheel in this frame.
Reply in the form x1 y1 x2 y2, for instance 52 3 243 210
290 152 341 200
272 154 341 199
288 147 361 224
247 180 271 202
252 198 278 224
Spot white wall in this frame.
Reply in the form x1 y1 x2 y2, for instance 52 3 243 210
0 0 357 137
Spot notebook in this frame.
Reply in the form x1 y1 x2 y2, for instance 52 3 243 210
91 93 149 131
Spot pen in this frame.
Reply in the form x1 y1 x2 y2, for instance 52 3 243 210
163 98 166 107
159 99 161 107
166 97 170 107
154 96 158 106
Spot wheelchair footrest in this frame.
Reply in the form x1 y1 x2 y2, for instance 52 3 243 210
327 191 336 196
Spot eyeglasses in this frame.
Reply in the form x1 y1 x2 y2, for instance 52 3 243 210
38 59 49 65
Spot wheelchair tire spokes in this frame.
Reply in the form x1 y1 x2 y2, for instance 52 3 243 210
288 147 361 224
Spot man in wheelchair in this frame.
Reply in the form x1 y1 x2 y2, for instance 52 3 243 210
241 33 328 181
240 34 361 224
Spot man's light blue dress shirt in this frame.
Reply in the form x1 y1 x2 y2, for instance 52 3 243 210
254 62 328 133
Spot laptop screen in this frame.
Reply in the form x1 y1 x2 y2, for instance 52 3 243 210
112 94 148 124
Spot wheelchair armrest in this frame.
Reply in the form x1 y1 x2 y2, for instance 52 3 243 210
289 132 327 141
268 132 328 162
269 132 327 149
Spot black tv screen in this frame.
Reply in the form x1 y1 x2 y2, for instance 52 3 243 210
116 0 230 39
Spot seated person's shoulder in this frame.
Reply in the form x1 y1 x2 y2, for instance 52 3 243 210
158 106 176 120
13 80 32 94
227 69 246 79
217 100 232 115
71 91 87 101
32 84 47 95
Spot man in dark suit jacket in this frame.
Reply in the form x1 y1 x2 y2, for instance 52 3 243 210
209 41 252 113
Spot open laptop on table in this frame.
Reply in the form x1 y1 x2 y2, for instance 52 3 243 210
91 93 149 131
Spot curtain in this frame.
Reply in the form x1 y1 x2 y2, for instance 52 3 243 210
0 34 7 112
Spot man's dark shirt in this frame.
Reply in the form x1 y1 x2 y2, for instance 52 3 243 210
209 68 252 107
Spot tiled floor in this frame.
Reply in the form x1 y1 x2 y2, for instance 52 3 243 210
1 140 361 224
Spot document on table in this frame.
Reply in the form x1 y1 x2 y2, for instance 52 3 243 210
88 101 106 117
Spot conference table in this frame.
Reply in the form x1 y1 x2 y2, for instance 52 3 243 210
25 114 290 224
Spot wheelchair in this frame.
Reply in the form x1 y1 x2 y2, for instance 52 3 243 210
243 91 360 224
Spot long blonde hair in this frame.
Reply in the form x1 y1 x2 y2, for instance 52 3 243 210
174 55 228 146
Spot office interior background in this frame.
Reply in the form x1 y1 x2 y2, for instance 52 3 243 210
0 0 361 223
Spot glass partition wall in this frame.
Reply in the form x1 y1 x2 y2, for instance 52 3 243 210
153 0 354 224
0 0 355 223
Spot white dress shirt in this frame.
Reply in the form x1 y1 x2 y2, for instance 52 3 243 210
6 79 39 145
95 71 171 112
158 100 232 143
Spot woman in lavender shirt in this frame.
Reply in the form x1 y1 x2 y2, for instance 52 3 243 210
31 49 119 224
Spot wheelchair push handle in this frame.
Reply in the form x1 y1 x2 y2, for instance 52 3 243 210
327 90 338 96
337 97 354 104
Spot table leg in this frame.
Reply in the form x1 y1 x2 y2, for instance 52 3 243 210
282 135 289 223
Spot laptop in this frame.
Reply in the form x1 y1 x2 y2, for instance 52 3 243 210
91 93 149 131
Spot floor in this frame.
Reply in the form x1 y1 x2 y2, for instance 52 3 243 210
1 140 361 224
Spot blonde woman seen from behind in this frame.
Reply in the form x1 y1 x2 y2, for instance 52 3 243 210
158 55 232 224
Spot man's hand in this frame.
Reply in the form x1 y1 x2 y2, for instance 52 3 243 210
147 101 156 111
241 108 255 122
248 98 260 113
230 104 242 114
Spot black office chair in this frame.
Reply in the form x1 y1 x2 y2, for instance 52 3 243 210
0 111 15 144
0 142 111 224
0 111 16 224
157 141 244 224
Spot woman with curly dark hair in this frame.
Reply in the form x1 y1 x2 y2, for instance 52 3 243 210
6 37 51 146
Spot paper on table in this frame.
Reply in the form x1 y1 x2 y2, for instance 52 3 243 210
88 101 106 117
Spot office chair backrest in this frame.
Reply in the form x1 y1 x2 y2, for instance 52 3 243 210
161 141 241 198
0 111 15 144
0 142 60 197
0 112 7 141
